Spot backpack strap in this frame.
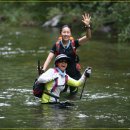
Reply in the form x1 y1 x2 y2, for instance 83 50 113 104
51 78 58 92
71 39 76 55
55 40 61 56
65 75 68 84
51 69 68 92
51 68 58 92
44 91 59 99
55 38 76 56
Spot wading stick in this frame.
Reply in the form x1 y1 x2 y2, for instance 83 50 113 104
80 78 87 99
37 60 41 76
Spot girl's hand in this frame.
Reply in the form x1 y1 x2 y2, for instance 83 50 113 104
84 67 92 78
82 13 91 27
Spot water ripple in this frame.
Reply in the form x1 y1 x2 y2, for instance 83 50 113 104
0 103 11 107
0 117 5 119
7 88 32 93
0 46 46 56
85 92 130 101
76 113 88 118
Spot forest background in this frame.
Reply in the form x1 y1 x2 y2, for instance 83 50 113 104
0 1 130 43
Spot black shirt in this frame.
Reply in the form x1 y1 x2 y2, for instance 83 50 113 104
50 40 81 78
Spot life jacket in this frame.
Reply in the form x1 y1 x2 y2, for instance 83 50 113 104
55 36 76 56
33 68 68 98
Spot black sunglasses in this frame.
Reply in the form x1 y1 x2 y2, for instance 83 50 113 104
58 59 68 63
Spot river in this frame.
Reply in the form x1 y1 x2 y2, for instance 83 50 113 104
0 25 130 129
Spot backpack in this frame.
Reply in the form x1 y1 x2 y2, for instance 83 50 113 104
55 36 76 56
33 79 45 98
55 36 81 71
33 68 68 98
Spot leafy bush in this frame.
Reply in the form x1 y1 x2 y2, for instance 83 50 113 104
0 2 130 43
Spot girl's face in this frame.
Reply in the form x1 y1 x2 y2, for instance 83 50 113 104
57 59 68 72
61 27 71 41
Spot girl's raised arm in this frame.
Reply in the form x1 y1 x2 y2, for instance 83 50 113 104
78 13 91 45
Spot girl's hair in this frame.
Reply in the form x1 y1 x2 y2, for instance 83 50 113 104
60 24 71 34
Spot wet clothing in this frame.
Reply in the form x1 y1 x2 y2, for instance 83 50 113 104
36 67 86 103
50 40 81 94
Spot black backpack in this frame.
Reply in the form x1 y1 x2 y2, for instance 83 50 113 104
33 68 59 98
33 79 45 98
33 78 60 99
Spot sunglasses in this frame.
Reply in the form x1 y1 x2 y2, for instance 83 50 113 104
58 59 68 63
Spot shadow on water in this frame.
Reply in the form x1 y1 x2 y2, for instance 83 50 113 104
0 25 130 128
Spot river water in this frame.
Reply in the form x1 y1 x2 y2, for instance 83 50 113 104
0 25 130 129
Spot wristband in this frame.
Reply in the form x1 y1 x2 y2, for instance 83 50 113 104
85 25 90 28
85 24 92 29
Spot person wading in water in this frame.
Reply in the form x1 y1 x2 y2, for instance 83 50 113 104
41 13 91 96
34 54 91 104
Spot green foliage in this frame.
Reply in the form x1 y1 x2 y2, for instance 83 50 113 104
46 7 62 19
118 23 130 43
83 2 130 43
107 3 130 43
0 2 130 43
59 5 82 27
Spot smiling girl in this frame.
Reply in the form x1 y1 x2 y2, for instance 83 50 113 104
36 54 91 104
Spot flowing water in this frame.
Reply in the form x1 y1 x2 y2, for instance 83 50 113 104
0 25 130 129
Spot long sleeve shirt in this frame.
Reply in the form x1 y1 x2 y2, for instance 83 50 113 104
37 68 86 103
